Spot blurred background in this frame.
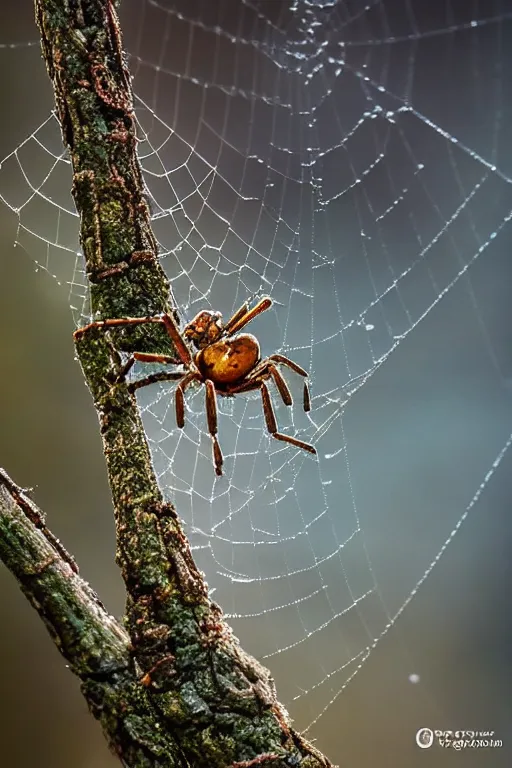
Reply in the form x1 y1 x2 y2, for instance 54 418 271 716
0 1 511 766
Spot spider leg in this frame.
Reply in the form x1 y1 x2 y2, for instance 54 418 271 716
268 364 292 406
244 360 292 407
116 355 137 382
302 381 311 412
204 380 224 476
223 379 260 395
114 352 182 386
268 353 307 377
268 354 311 412
114 351 183 388
222 297 272 335
174 372 200 429
74 316 165 340
133 352 183 365
260 382 316 455
128 371 185 393
222 302 249 334
74 313 193 367
160 313 194 367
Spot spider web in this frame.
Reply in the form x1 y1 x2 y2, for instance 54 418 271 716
1 0 512 757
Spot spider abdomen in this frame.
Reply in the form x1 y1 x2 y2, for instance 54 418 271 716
195 333 260 385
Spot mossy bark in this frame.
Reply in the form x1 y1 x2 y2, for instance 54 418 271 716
1 1 338 765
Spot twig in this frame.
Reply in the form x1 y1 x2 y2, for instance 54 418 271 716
0 468 129 677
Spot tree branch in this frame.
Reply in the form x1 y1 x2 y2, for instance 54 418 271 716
0 1 335 765
0 471 174 766
0 468 129 677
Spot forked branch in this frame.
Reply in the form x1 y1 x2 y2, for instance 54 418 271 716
0 0 335 765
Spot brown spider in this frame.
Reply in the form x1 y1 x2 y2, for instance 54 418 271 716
74 297 316 475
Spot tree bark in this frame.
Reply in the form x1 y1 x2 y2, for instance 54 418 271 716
0 1 335 766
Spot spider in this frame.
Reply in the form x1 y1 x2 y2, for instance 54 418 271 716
74 297 316 475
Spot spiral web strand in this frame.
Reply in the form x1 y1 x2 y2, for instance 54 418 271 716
1 0 511 743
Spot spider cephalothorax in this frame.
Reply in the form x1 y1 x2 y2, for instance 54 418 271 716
74 297 316 475
184 310 223 349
